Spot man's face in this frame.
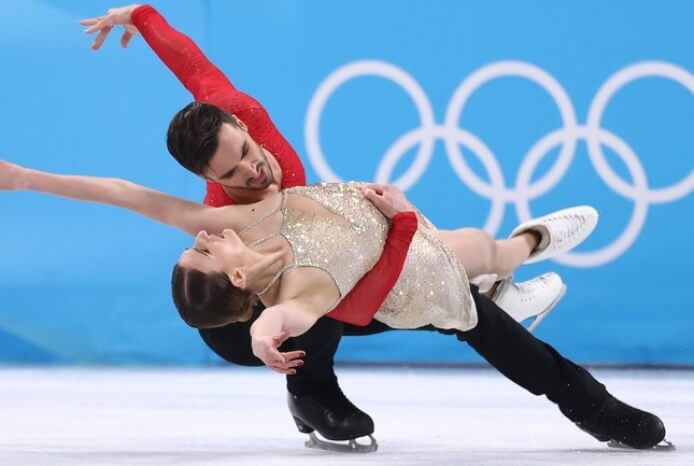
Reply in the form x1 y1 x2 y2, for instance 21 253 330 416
204 122 275 193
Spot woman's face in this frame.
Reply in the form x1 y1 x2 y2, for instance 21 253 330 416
178 228 247 277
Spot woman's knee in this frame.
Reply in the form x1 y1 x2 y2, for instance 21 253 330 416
441 228 497 276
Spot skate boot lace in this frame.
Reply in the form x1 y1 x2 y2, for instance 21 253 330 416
519 275 551 303
546 213 586 251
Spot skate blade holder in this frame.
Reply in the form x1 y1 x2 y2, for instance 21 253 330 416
607 439 675 451
304 432 378 453
527 284 566 333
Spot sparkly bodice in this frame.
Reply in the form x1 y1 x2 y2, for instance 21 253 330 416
246 182 477 331
243 183 389 301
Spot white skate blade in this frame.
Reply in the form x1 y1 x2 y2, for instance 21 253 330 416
304 432 378 453
526 284 566 333
607 439 675 451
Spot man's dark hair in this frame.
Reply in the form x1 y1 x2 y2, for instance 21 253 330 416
171 264 257 329
166 102 240 175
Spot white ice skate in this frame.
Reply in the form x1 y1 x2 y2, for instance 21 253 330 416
492 272 566 332
510 206 599 264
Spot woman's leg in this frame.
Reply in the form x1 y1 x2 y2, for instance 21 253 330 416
436 228 539 279
437 205 600 278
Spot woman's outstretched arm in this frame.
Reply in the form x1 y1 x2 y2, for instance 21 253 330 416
0 160 245 237
250 299 323 373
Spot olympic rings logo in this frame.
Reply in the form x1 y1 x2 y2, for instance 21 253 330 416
305 60 694 267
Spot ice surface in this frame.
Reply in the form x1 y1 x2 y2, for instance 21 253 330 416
0 367 691 465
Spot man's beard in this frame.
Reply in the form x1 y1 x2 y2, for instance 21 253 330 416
226 148 274 192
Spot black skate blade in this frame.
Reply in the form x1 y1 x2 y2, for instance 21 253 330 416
607 439 675 451
304 432 378 453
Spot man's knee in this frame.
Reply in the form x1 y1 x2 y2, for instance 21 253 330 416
292 317 344 359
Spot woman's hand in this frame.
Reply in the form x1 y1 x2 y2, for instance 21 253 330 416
361 183 414 219
251 330 305 375
80 5 142 50
0 161 29 191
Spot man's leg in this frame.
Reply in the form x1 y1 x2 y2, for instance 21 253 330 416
198 304 377 443
286 315 375 442
453 285 666 449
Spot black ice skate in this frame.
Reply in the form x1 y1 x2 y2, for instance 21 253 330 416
287 389 377 453
574 394 674 450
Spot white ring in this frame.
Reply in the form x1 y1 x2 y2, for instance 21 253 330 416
304 59 694 267
305 60 436 182
515 127 649 267
586 62 694 203
444 61 579 200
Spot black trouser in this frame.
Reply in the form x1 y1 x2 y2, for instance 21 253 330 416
198 303 389 396
200 286 608 420
456 286 608 421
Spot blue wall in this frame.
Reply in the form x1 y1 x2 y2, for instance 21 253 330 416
0 0 692 365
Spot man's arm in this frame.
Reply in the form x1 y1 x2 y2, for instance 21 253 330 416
130 5 253 107
326 211 417 326
82 4 307 197
82 5 268 121
127 5 307 189
81 6 411 322
327 184 418 326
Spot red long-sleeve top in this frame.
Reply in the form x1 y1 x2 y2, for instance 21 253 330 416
132 5 415 326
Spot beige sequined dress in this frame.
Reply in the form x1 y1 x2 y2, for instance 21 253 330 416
251 182 478 332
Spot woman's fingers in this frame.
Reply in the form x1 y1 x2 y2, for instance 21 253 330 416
282 350 306 362
268 349 305 374
270 365 295 375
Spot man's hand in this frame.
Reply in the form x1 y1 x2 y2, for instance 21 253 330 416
251 330 305 375
0 161 29 191
361 183 414 219
80 5 142 50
